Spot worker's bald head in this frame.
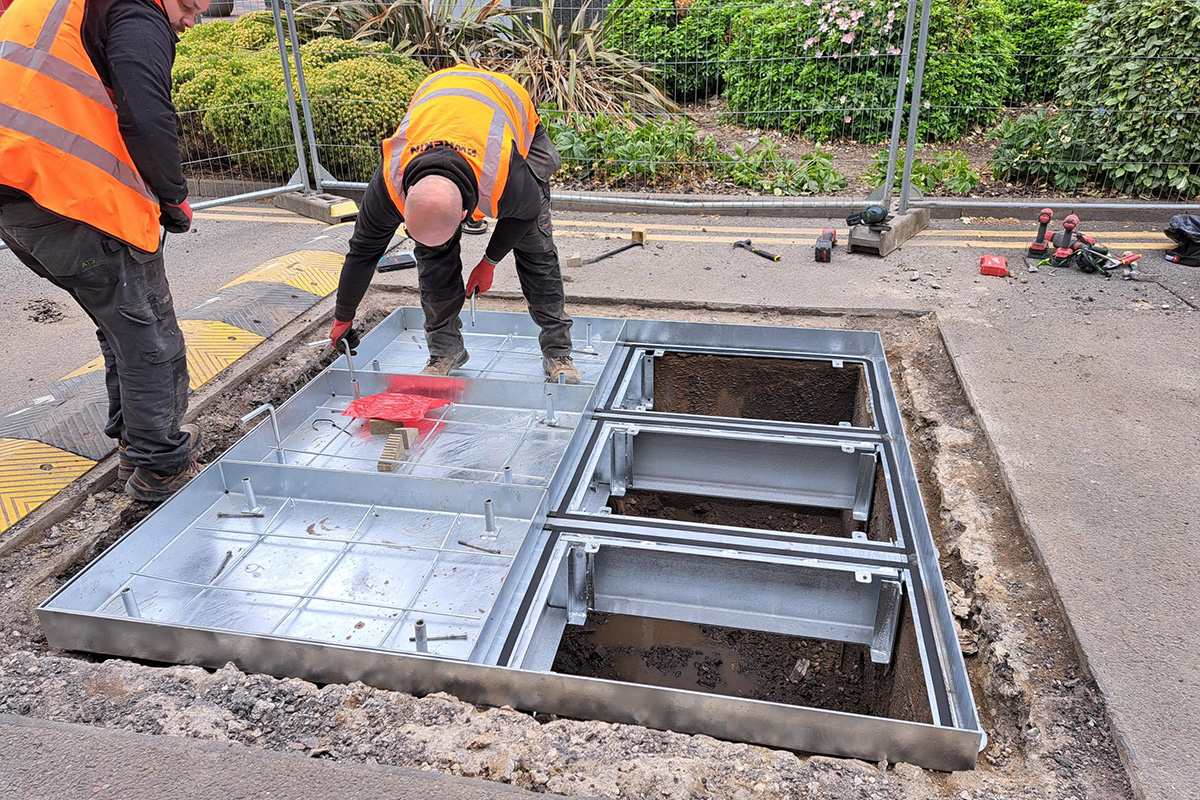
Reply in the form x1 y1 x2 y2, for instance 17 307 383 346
405 176 467 247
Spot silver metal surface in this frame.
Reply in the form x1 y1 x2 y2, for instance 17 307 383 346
40 309 983 770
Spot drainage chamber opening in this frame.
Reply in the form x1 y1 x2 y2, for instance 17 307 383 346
553 609 932 724
623 351 875 429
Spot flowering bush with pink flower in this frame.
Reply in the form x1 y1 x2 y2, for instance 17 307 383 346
721 0 1014 141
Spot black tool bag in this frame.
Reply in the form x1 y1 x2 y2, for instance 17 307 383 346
1164 214 1200 267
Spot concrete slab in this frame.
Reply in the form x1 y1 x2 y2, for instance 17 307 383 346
938 310 1200 800
0 713 604 800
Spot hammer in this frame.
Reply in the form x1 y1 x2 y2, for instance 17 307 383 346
733 239 781 262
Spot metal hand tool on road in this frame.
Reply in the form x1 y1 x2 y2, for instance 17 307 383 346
470 289 477 326
733 239 781 262
566 229 646 267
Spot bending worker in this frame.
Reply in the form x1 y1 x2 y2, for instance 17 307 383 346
330 65 579 384
0 0 210 502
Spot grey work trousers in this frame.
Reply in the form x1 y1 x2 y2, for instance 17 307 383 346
0 195 193 473
418 131 573 358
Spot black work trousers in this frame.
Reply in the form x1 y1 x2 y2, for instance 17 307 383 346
418 179 573 358
0 196 192 474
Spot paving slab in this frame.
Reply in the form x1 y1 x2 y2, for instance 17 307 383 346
938 309 1200 800
0 713 603 800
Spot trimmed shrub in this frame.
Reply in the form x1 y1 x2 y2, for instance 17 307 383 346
607 0 736 100
306 54 429 180
992 0 1200 198
1061 0 1200 196
173 23 428 181
721 0 904 142
721 0 1014 142
999 0 1086 104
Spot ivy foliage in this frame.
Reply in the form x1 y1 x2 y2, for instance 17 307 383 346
992 0 1200 198
546 113 848 195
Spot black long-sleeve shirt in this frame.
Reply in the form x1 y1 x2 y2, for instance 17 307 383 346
82 0 187 204
334 141 543 322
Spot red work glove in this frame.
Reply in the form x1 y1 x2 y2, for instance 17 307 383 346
329 318 361 354
465 256 497 297
159 200 193 234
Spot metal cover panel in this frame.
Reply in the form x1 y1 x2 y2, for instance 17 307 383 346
40 309 984 769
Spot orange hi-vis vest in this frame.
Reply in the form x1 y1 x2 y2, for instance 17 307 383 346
0 0 163 252
382 66 539 222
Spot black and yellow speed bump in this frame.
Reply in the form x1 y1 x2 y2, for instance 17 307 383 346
0 215 354 534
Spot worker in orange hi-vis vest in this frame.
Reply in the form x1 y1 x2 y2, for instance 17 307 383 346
329 66 580 384
0 0 211 503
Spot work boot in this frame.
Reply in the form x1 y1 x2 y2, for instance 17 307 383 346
420 350 469 377
543 355 581 385
117 440 134 483
124 424 203 503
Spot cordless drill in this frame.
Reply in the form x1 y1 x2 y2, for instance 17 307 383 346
814 229 837 262
1050 213 1097 267
1027 208 1053 257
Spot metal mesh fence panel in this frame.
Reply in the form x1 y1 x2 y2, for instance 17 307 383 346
275 0 916 206
902 0 1200 211
179 0 307 206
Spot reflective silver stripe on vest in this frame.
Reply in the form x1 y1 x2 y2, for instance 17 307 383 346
477 111 507 214
397 87 522 215
0 101 157 204
434 69 532 150
387 112 412 206
0 41 112 109
35 0 75 51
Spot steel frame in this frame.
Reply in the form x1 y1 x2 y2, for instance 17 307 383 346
39 309 984 770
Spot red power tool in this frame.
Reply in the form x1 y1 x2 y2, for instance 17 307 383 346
814 229 837 262
1027 208 1053 257
1049 214 1096 267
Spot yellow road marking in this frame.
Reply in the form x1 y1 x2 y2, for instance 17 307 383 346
221 249 345 296
178 320 265 390
61 356 105 381
196 212 323 225
0 439 95 532
553 228 1168 250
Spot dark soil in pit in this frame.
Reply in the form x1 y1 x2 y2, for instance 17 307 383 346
554 613 873 713
552 608 932 725
653 352 873 427
609 488 850 537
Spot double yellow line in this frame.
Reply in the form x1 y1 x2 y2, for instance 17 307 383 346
195 206 1170 250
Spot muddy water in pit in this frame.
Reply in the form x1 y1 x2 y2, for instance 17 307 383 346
554 613 898 716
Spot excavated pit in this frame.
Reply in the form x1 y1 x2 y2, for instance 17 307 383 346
552 601 932 724
652 353 874 427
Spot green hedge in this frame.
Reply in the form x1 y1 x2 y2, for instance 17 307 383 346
992 0 1200 197
174 18 427 181
607 0 736 100
721 0 1014 142
999 0 1086 104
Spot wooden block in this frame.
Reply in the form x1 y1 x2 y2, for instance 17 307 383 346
631 228 646 244
369 418 399 435
566 254 583 268
398 426 419 448
377 430 408 472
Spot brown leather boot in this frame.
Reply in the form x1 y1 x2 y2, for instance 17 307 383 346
420 350 470 376
543 355 581 385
